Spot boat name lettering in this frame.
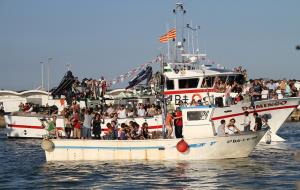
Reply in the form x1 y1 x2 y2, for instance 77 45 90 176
242 100 287 111
170 94 210 105
227 136 258 144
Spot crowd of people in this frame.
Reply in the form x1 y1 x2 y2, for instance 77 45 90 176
61 76 108 104
43 99 163 140
213 78 299 107
217 111 269 136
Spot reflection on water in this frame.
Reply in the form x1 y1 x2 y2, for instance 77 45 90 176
0 122 300 189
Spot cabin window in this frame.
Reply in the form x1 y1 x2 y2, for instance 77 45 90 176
166 79 174 90
187 111 209 121
201 77 215 88
178 78 199 89
227 76 236 85
235 74 245 85
219 76 227 83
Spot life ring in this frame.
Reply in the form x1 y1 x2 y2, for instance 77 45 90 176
41 139 55 152
192 94 202 101
176 139 189 153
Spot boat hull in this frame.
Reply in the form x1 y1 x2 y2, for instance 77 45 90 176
44 130 266 161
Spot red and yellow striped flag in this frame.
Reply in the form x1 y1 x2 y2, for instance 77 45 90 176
159 28 176 43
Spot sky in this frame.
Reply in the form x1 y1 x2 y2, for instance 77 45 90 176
0 0 300 91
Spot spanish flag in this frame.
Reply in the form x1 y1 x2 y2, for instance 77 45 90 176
159 28 176 43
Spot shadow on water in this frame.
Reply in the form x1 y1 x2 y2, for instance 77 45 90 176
0 123 300 189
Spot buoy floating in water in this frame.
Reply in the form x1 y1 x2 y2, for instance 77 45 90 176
176 139 189 153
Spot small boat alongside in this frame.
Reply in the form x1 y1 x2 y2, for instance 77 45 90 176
42 106 267 161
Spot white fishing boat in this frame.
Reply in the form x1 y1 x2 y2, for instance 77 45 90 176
5 2 300 142
42 106 267 161
4 112 162 138
4 113 66 138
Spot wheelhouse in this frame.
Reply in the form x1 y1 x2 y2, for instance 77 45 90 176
163 63 245 94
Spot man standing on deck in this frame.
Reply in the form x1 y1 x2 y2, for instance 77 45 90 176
242 111 251 131
252 80 263 101
72 110 81 139
253 112 262 131
82 108 93 139
174 107 183 138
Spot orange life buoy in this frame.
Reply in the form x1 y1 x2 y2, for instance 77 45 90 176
176 139 189 153
192 93 202 101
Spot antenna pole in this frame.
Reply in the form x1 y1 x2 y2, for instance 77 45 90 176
47 57 53 100
40 61 44 90
196 25 200 53
187 23 190 54
191 21 195 54
173 2 186 62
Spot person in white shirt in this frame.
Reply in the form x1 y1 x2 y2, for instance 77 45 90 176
137 104 145 117
242 111 251 131
106 104 114 115
226 118 241 135
217 120 226 136
117 105 127 119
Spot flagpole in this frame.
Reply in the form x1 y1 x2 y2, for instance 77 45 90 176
166 24 170 62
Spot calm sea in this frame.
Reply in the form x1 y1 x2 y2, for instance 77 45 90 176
0 123 300 189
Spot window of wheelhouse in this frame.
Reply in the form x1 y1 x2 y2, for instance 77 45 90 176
235 74 245 85
166 79 174 90
187 111 209 121
178 78 199 89
201 76 215 88
227 76 236 85
219 76 227 83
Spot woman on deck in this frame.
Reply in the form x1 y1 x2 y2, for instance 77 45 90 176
92 113 103 139
226 118 241 135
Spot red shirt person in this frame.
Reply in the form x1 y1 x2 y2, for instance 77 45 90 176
174 108 183 138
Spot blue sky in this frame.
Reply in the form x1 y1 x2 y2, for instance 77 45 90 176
0 0 300 90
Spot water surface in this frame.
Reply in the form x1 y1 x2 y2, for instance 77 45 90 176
0 123 300 189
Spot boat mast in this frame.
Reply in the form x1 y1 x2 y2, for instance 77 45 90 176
173 2 186 63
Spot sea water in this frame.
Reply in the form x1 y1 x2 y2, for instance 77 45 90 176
0 123 300 189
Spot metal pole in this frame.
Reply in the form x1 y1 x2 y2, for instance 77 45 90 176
160 55 167 138
40 61 44 90
47 58 52 99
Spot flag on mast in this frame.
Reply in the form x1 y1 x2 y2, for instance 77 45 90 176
159 28 176 43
